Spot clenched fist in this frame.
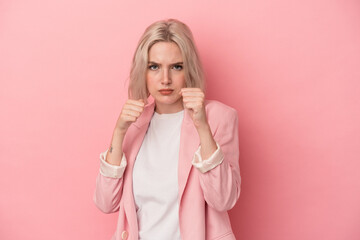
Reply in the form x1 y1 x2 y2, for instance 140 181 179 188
180 88 208 129
115 99 145 134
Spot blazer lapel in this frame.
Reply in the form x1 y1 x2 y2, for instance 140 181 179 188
123 101 155 238
178 108 200 204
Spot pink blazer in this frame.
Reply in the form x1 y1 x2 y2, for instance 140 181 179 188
94 100 241 240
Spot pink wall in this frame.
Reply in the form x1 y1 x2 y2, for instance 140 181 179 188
1 0 359 239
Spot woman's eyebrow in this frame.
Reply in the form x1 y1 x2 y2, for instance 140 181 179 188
148 61 183 65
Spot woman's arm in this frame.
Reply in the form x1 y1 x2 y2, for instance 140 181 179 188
93 129 127 214
93 99 144 213
196 123 218 160
195 109 241 212
181 88 241 212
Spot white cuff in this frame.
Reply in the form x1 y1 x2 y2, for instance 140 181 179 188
192 142 224 173
99 149 127 178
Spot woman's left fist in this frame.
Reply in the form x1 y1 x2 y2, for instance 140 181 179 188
180 88 208 129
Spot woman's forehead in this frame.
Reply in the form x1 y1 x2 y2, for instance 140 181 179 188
148 42 183 63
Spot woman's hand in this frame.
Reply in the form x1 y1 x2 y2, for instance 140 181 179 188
105 99 144 166
180 88 208 129
115 99 145 134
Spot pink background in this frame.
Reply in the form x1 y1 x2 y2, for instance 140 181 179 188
1 0 359 239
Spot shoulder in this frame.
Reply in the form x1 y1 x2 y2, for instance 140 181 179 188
204 100 238 136
204 99 238 118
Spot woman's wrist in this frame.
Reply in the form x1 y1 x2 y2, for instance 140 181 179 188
195 120 210 132
196 123 217 160
114 127 127 137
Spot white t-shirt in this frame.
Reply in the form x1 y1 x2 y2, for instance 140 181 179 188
132 109 184 240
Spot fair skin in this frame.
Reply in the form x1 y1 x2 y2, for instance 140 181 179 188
146 41 186 114
105 41 217 166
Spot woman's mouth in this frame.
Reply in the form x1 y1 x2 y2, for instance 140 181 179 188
159 89 174 95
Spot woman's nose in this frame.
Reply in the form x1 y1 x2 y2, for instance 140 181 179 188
161 69 171 85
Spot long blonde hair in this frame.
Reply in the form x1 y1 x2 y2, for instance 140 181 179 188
128 19 205 100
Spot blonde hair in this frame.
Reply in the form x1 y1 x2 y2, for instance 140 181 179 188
128 19 205 100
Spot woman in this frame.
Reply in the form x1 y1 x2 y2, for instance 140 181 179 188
94 19 241 240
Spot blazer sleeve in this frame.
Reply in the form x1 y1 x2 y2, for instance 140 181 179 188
93 149 127 214
196 108 241 212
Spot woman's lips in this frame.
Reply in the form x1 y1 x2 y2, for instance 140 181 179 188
159 89 174 95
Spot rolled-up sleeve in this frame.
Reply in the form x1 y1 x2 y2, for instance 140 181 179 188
99 149 127 178
192 142 224 173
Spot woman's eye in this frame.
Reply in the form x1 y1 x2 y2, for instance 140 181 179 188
173 64 183 70
148 65 159 70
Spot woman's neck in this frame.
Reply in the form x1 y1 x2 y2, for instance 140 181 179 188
154 102 184 114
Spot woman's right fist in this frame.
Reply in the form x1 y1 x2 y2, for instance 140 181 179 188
115 99 145 133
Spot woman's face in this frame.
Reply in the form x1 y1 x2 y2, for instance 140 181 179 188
146 41 186 114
